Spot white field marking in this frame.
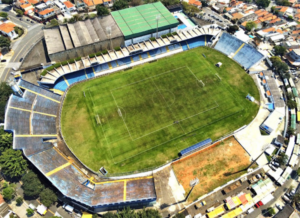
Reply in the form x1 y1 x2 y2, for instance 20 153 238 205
98 118 116 164
150 77 186 135
110 90 133 141
114 108 243 164
118 108 122 117
186 66 200 81
95 114 101 125
110 66 187 91
199 80 205 87
215 73 221 80
88 89 95 107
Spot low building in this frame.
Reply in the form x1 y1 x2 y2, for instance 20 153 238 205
188 0 202 8
286 48 300 66
0 21 17 40
63 1 76 13
38 8 55 19
260 109 284 134
275 135 285 146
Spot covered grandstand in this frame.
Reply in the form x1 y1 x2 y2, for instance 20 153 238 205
4 80 156 212
111 2 179 45
214 33 265 70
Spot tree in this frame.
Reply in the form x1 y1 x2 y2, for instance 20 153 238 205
174 213 185 218
277 152 289 166
288 15 293 21
292 192 300 207
96 5 109 17
256 0 270 8
160 0 179 6
2 186 14 201
112 0 128 11
0 36 10 49
21 171 44 197
39 188 57 207
131 0 142 6
182 2 200 14
227 25 239 34
26 208 34 216
15 9 23 17
287 100 297 109
0 149 27 178
16 196 23 205
1 0 13 4
287 127 295 136
201 0 208 6
92 214 98 218
271 57 289 74
0 12 8 18
274 45 287 56
267 207 275 216
0 82 13 123
297 167 300 176
50 19 59 26
245 21 257 31
0 128 12 154
102 207 162 218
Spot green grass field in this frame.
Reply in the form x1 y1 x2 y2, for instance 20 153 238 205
61 47 259 174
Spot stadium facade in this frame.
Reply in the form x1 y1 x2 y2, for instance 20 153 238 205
44 2 179 62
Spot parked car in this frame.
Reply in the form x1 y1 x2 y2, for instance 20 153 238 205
195 201 206 209
1 59 6 62
276 204 283 210
282 194 291 203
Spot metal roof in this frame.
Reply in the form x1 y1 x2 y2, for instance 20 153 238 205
111 2 179 40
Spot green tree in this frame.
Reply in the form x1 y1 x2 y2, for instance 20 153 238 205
16 196 23 205
96 5 109 17
1 0 13 4
267 207 275 216
21 171 44 197
0 128 12 153
287 100 297 109
182 2 200 14
0 36 10 49
297 167 300 176
274 45 287 56
0 12 8 18
288 15 294 21
39 188 57 207
131 0 142 6
102 207 162 218
174 213 185 218
201 0 208 6
15 9 23 17
50 19 59 26
0 149 27 178
256 0 270 8
0 82 13 123
160 0 179 6
245 21 257 31
277 152 289 166
112 0 128 11
92 214 98 218
227 25 239 34
2 186 14 201
292 192 300 207
26 208 34 216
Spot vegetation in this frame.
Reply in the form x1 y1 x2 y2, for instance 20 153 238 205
287 100 297 109
41 57 82 76
26 208 34 216
297 167 300 176
227 25 239 34
150 37 156 41
274 45 287 56
2 0 13 4
61 47 259 173
277 152 289 166
2 183 15 201
14 26 24 37
131 0 142 6
16 196 23 205
267 207 275 216
15 9 23 17
276 0 290 6
287 127 296 136
160 0 179 6
0 149 27 178
114 47 121 51
174 213 185 218
182 2 200 15
21 171 44 197
112 0 128 11
0 36 10 49
245 21 257 31
50 19 59 27
0 127 12 154
270 56 289 76
39 188 57 207
0 12 8 18
256 0 270 8
292 192 300 207
96 5 109 17
102 207 161 218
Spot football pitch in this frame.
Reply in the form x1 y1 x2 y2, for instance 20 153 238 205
61 47 259 174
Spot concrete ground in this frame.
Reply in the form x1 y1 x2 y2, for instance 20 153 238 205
20 39 50 70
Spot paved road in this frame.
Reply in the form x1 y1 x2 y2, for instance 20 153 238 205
0 4 44 82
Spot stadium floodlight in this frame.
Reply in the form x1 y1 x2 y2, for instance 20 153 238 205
156 15 161 39
106 26 113 50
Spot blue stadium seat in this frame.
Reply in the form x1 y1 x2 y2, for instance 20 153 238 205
161 47 167 53
180 42 188 51
53 77 68 91
214 32 244 56
168 45 175 51
101 63 109 70
93 65 102 73
233 44 264 70
180 138 212 156
186 36 205 49
65 70 87 85
132 55 140 62
86 68 95 78
118 57 131 66
110 61 118 68
141 52 148 59
174 43 181 49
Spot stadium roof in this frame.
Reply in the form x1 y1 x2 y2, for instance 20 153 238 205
111 2 179 40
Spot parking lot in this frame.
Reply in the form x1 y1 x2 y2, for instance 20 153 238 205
199 8 231 27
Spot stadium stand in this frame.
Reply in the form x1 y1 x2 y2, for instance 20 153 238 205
53 77 68 92
180 138 212 156
110 61 118 68
141 52 148 59
180 42 188 51
4 79 157 211
132 55 140 62
186 36 206 49
65 70 87 85
117 57 132 66
214 33 264 69
86 68 95 78
101 63 109 70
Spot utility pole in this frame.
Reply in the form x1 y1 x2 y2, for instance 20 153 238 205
186 178 199 202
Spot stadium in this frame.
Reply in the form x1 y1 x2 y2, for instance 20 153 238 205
4 3 266 213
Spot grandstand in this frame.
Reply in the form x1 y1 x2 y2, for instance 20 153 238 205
214 33 264 70
4 80 156 212
40 26 218 92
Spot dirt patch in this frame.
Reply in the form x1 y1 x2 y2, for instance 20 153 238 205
172 136 251 202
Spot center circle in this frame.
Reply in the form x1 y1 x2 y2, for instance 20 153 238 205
152 89 175 108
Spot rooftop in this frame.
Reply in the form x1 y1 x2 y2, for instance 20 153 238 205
0 22 16 34
39 8 54 15
63 1 74 8
111 2 179 40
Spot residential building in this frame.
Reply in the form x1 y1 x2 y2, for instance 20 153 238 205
38 8 55 19
188 0 202 8
286 48 300 66
0 21 17 40
63 1 76 13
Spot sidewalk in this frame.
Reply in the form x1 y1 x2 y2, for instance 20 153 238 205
0 50 14 80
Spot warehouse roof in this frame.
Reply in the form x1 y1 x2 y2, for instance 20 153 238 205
111 2 179 40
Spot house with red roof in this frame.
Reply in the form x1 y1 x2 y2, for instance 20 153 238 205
0 21 18 40
38 8 55 19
